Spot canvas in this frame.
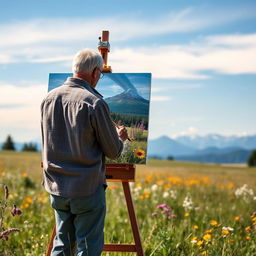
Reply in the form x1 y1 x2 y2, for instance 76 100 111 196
48 73 151 164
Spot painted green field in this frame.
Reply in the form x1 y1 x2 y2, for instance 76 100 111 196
0 151 256 255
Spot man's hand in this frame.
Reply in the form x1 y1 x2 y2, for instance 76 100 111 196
117 126 128 141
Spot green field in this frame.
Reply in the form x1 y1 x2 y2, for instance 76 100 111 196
0 151 256 255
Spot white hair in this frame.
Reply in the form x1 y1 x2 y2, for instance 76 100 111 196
72 48 103 74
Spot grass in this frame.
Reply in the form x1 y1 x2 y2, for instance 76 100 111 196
0 151 256 255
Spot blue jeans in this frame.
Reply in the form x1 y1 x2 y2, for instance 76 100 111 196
50 186 106 256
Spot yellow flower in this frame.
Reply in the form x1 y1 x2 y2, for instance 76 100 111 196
134 149 145 159
24 203 29 208
228 239 234 243
251 216 256 222
210 220 218 226
233 216 239 221
246 236 251 240
205 229 212 234
245 226 251 232
184 212 190 217
25 197 33 203
197 240 203 246
108 184 117 190
222 230 229 236
194 225 199 230
41 198 48 204
201 251 207 255
22 173 28 178
203 234 211 241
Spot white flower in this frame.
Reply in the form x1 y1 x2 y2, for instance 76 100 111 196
169 190 177 199
183 195 193 210
163 192 169 198
151 184 158 191
191 239 197 244
235 184 254 202
222 227 234 231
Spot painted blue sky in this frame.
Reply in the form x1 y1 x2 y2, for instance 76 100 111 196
0 0 256 142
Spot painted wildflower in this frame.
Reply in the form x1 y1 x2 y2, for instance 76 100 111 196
134 149 146 159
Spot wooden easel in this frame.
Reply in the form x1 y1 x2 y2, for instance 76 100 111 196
46 31 144 255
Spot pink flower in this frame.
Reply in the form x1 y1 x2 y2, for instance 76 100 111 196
152 212 158 216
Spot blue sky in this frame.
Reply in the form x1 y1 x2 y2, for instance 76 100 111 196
0 0 256 142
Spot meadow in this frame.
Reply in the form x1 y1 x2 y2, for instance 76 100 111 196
0 151 256 255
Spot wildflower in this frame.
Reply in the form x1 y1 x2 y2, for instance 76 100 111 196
194 225 199 230
183 195 193 210
169 190 177 199
21 173 28 178
222 230 229 236
222 226 234 232
251 216 256 222
205 229 212 234
11 205 22 217
25 197 33 203
151 212 158 217
163 192 169 198
210 220 218 226
197 240 203 246
245 226 251 232
246 236 251 240
134 149 145 159
143 189 150 199
191 236 198 244
235 184 254 201
203 234 211 242
0 228 20 241
151 184 158 191
184 212 190 217
157 203 168 209
234 216 239 221
201 251 207 255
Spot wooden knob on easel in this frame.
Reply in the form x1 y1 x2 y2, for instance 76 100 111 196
98 30 112 73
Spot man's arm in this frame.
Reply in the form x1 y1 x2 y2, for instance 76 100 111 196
92 99 126 159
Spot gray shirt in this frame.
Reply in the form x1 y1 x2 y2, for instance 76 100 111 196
41 77 123 197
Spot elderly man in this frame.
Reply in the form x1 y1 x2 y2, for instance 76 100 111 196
41 49 128 255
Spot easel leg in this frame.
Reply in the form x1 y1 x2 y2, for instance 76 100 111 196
122 182 144 256
46 226 56 256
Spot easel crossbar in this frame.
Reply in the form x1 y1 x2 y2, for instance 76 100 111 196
103 244 137 252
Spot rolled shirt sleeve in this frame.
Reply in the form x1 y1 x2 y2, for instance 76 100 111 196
92 99 123 159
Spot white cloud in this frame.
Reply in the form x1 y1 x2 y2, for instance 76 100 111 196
0 83 46 140
0 11 255 78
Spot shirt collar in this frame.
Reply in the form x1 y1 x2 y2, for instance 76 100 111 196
64 77 103 98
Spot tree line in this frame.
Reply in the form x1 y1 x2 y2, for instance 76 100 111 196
1 135 38 152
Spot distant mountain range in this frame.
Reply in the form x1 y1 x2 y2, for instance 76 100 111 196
105 89 149 116
147 134 256 163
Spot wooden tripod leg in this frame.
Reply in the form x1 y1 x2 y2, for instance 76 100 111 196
46 226 56 256
122 182 144 256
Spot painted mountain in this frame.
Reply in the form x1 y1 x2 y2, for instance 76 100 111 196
105 88 149 116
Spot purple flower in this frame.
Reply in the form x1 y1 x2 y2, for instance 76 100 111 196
11 205 22 217
157 203 168 209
